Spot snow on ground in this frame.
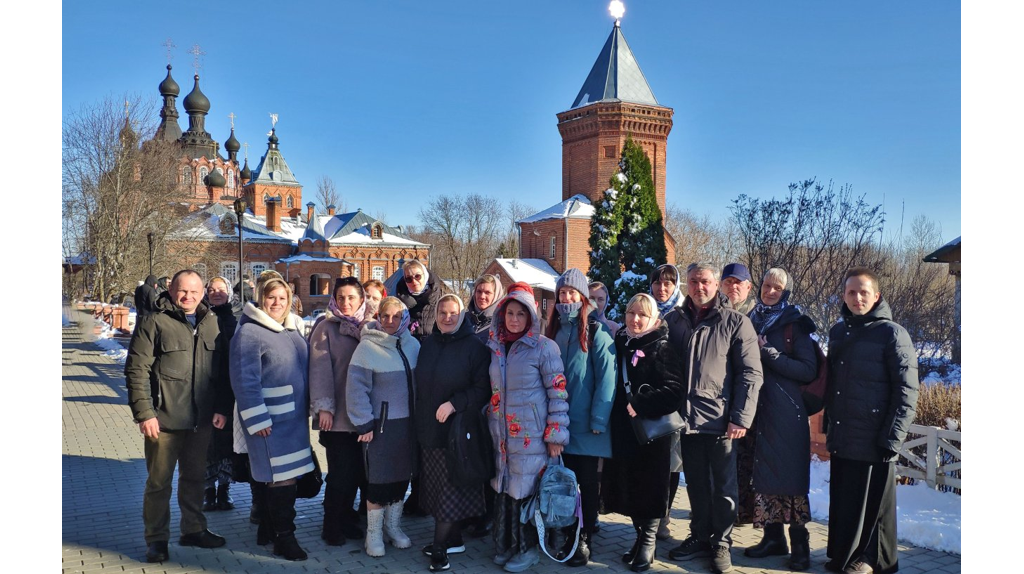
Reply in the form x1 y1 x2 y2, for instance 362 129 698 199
808 457 960 554
86 314 129 364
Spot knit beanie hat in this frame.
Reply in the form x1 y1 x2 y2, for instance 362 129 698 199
556 268 590 300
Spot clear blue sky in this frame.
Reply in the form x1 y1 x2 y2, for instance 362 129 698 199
62 0 961 241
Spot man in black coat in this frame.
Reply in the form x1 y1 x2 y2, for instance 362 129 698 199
825 267 918 574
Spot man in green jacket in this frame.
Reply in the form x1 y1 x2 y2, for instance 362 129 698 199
125 269 229 563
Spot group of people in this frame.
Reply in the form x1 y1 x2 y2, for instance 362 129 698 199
125 257 918 574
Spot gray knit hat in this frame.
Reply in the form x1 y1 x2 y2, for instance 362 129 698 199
556 268 590 300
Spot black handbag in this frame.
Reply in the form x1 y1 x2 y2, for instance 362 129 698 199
446 406 495 487
621 357 685 445
296 450 324 499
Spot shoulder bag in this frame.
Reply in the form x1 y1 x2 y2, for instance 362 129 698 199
621 356 685 444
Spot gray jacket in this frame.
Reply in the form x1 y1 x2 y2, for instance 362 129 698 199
308 312 364 433
665 296 763 435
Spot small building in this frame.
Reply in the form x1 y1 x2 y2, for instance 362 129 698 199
923 236 961 364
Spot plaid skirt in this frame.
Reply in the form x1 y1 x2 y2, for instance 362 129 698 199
421 447 485 522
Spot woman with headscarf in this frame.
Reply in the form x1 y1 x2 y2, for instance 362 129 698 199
202 277 237 512
601 293 685 573
467 274 505 344
395 259 450 341
486 282 570 573
743 268 818 572
346 296 421 557
362 279 387 319
647 263 685 539
231 278 313 561
588 281 620 334
544 269 616 566
415 293 491 571
309 277 370 546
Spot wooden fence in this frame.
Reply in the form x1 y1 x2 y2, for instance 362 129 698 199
896 423 961 492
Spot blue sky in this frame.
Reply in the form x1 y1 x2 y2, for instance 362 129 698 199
62 0 961 241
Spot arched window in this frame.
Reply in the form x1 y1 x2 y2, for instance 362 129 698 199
287 196 294 208
372 266 385 281
200 167 209 181
250 262 268 278
352 264 361 280
549 236 556 259
194 263 207 281
227 169 235 188
263 193 270 205
183 166 192 185
220 262 239 284
371 222 383 240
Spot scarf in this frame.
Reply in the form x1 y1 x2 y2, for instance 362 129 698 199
437 294 466 334
468 277 505 332
498 302 532 345
369 307 411 336
555 301 582 319
750 291 791 334
652 282 683 318
625 293 661 340
407 266 430 296
328 294 366 327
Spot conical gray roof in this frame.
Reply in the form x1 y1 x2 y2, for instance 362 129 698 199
571 23 658 109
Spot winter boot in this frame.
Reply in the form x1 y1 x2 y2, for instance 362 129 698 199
203 487 217 511
365 508 386 557
622 523 641 564
321 506 345 546
216 483 234 510
788 524 811 571
568 529 591 567
252 483 275 545
657 515 672 540
249 482 261 524
383 502 412 548
267 484 307 561
744 523 788 558
630 518 659 572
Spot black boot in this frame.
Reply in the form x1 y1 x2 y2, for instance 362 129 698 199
253 483 275 545
744 522 788 558
788 525 810 571
203 487 217 511
622 524 641 564
216 483 234 510
268 484 307 561
249 483 261 524
568 530 591 567
630 519 658 572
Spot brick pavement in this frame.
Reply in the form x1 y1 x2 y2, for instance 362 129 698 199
62 307 960 574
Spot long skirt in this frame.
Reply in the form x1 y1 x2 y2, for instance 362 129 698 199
753 493 811 528
421 447 485 522
735 433 757 526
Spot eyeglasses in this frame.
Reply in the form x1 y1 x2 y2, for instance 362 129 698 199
404 274 423 283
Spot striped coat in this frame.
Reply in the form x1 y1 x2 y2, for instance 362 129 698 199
230 303 314 483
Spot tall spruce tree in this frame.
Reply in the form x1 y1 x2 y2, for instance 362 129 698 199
588 136 668 318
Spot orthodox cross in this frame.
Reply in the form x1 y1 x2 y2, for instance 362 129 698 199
163 38 175 65
269 113 278 129
228 112 236 129
188 44 206 75
243 142 249 161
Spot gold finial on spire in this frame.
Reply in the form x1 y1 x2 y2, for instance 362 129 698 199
188 43 206 75
163 38 176 65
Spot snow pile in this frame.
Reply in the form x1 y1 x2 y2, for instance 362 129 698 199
92 318 128 364
808 457 960 555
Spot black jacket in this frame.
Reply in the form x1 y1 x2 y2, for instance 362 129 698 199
396 272 450 341
125 292 228 430
825 298 918 463
134 275 160 320
414 318 491 449
665 296 763 435
751 306 819 495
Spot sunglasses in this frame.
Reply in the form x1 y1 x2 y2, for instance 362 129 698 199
404 274 423 283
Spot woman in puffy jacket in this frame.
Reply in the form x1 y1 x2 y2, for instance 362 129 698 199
601 293 685 573
743 268 819 571
346 297 420 558
544 268 615 566
309 277 369 546
486 282 570 573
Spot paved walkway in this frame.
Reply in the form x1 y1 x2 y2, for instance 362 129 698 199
62 308 961 574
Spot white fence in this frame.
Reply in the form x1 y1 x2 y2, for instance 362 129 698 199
896 423 961 492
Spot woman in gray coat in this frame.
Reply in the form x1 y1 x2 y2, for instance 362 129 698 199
743 268 819 571
346 296 421 558
486 282 570 573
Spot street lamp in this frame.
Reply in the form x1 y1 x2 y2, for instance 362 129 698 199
147 232 154 276
233 197 248 303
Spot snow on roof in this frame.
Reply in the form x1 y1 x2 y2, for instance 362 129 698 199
518 194 595 224
493 258 560 292
331 229 426 246
277 253 346 264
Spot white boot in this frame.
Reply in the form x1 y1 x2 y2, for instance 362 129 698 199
383 502 412 549
365 508 386 557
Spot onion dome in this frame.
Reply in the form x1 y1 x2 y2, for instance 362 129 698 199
268 128 279 146
183 74 210 114
159 64 180 97
240 159 251 180
205 169 226 188
224 128 240 153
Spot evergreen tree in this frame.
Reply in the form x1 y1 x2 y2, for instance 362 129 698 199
588 136 668 318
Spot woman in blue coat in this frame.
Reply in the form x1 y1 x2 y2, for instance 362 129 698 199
544 268 616 566
230 278 313 562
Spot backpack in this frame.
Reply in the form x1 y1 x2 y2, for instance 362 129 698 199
783 323 829 416
445 407 495 488
520 457 582 562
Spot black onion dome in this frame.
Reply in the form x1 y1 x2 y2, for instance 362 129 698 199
240 159 251 180
225 128 240 153
183 74 210 114
159 64 180 97
205 169 226 187
268 128 279 145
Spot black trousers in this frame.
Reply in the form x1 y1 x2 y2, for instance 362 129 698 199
319 431 365 526
827 456 899 574
680 433 738 548
562 453 600 532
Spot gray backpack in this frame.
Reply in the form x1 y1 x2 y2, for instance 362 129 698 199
520 457 582 562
